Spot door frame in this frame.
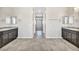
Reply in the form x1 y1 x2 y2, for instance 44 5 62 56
32 7 46 39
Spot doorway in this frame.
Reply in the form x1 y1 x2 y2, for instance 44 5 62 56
33 7 46 39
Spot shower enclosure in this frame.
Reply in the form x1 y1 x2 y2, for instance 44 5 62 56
33 7 46 39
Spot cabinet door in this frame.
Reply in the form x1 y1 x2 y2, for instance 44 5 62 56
0 32 2 48
63 31 67 39
66 31 72 41
76 32 79 47
62 28 67 39
71 31 77 44
2 31 9 45
9 29 17 41
12 30 16 39
0 38 1 47
9 31 13 41
13 28 18 39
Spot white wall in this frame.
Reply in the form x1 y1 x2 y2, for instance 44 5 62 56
0 7 79 38
62 7 79 27
0 7 33 38
46 7 79 38
46 7 66 38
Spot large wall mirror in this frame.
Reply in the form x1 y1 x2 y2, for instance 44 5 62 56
6 16 17 25
63 16 74 24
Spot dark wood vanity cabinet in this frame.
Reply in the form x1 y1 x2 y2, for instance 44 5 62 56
0 27 18 48
62 27 79 47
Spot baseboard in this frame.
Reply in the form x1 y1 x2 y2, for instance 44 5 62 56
46 37 62 39
17 36 62 39
18 37 33 39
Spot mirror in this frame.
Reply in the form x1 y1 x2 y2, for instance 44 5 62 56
63 16 74 24
6 16 17 25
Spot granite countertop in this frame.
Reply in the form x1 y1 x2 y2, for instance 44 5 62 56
0 26 18 31
63 27 79 31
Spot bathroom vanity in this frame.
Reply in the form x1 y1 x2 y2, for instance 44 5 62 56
62 27 79 48
0 27 18 48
